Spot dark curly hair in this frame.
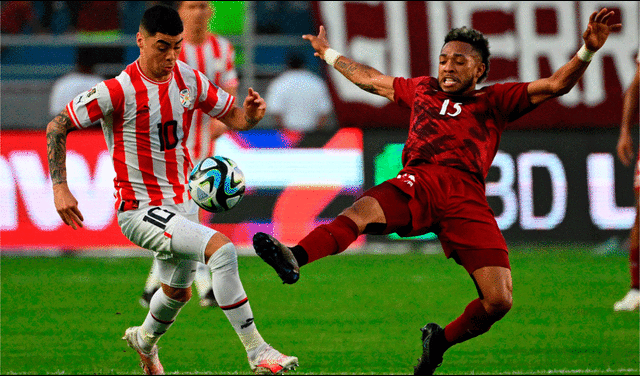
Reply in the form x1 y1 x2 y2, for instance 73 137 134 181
444 27 490 83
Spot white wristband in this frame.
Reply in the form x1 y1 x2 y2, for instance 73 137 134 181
324 48 342 67
576 44 595 62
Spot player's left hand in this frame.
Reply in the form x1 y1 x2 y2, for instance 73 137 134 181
243 87 266 124
582 8 622 52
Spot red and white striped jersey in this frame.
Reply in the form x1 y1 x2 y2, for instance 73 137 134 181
66 59 236 211
178 34 238 161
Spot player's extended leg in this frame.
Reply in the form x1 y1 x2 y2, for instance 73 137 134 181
200 232 298 374
415 266 512 375
252 195 388 284
614 186 640 311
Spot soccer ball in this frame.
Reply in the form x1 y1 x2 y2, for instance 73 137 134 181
188 156 245 213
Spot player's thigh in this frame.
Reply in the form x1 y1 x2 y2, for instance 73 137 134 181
358 181 412 234
438 190 511 274
117 204 216 263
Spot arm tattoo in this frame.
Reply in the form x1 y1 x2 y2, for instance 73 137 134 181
355 83 378 94
334 59 381 95
46 111 73 185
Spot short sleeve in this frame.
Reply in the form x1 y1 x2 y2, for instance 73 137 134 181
393 76 419 108
489 82 538 123
195 70 236 119
65 81 111 129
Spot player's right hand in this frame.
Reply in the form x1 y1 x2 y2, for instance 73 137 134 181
53 183 84 230
302 25 331 60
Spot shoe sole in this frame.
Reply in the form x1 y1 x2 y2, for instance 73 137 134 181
253 357 299 375
253 233 300 284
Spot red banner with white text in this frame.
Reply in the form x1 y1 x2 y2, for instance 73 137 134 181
311 1 638 129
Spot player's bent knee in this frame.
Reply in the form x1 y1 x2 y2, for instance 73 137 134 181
482 292 512 318
162 284 192 302
204 232 232 263
207 242 238 271
170 217 219 264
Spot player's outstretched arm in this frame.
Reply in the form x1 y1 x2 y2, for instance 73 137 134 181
219 87 266 131
46 108 84 230
617 63 640 167
303 25 395 101
527 8 622 105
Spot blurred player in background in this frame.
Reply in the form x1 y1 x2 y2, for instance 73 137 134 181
252 8 621 375
49 47 104 118
613 58 640 311
139 0 240 310
265 50 333 134
47 5 297 375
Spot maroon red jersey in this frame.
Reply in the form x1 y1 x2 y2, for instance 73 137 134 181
393 76 536 180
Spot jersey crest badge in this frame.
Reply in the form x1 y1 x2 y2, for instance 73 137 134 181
179 88 192 108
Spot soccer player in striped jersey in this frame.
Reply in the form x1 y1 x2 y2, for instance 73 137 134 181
252 8 621 375
614 59 640 311
139 1 240 310
47 5 297 375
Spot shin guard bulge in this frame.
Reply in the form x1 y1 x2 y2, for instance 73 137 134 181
208 242 266 353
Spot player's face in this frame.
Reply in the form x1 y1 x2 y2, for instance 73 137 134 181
438 41 485 95
137 31 183 81
178 1 213 31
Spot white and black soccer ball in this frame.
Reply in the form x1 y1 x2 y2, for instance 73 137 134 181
188 156 245 213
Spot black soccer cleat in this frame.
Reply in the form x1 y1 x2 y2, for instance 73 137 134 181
253 232 300 284
414 323 445 375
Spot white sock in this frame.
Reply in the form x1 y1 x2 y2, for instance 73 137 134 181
194 262 213 298
143 258 162 293
138 288 187 352
208 243 266 354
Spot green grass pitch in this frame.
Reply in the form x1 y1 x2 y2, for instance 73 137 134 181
1 244 638 375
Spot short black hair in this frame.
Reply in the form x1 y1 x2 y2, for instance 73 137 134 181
140 4 183 36
444 27 490 83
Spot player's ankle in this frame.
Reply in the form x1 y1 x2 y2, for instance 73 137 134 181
291 245 308 266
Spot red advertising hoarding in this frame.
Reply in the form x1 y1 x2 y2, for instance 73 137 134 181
0 129 365 252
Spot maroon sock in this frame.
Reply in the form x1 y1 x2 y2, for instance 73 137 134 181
297 215 360 264
631 246 639 289
444 299 498 345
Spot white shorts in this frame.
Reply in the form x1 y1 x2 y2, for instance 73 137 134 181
117 200 217 288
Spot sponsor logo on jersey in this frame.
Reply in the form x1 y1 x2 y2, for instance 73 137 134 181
396 173 416 187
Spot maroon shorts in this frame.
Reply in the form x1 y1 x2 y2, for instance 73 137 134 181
362 163 510 274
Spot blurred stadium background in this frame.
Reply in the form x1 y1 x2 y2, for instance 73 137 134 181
1 1 639 375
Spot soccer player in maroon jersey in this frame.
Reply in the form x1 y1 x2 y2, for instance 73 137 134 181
252 8 621 375
47 5 297 375
614 59 640 311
